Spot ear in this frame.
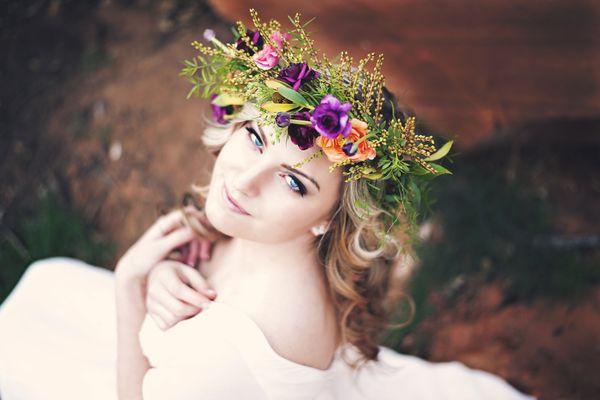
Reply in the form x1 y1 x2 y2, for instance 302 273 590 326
310 220 331 236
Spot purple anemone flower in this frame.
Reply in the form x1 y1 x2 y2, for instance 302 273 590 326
287 111 319 150
210 94 234 124
235 29 264 56
277 62 320 91
310 94 352 139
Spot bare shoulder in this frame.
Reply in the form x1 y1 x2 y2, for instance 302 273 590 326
252 273 339 370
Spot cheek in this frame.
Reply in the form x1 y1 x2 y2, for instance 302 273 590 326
263 197 325 231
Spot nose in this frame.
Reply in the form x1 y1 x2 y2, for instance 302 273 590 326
230 161 269 198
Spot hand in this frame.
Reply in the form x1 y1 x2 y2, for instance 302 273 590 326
146 260 217 330
172 236 213 268
171 205 215 268
114 209 196 285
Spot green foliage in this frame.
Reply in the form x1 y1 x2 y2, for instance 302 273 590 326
80 46 112 73
0 191 115 305
180 56 224 99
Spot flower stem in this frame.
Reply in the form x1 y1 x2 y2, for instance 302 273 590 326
209 37 235 56
290 119 313 126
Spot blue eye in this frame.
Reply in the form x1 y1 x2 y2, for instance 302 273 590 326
279 173 307 197
246 127 263 151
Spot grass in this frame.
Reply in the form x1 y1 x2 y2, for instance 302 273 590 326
0 189 115 305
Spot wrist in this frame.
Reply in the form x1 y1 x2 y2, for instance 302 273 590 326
115 274 148 319
114 262 145 286
115 269 146 298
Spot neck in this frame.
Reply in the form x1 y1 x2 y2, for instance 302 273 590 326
215 233 321 277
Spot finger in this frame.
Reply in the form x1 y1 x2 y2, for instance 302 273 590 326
164 275 210 308
151 290 198 326
149 312 168 331
199 240 211 261
145 210 185 240
156 293 201 318
165 273 213 308
159 277 205 316
178 243 190 263
185 239 199 267
147 298 176 330
176 263 217 300
156 226 195 257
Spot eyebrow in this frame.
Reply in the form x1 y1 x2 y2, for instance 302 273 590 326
281 163 320 191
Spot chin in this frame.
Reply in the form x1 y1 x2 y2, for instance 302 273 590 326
205 191 234 236
204 183 251 239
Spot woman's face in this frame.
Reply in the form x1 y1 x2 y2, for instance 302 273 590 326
204 119 343 243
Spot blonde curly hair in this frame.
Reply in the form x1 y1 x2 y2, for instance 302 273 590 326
181 100 415 371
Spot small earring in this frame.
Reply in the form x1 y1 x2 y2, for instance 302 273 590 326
311 224 327 236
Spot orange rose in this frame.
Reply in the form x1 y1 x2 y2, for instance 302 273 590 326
315 134 346 163
315 118 376 162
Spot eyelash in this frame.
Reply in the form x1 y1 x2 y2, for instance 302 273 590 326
245 126 307 197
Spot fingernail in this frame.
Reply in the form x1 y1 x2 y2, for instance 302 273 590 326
207 289 217 297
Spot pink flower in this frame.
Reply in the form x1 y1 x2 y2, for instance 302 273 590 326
253 44 279 70
270 31 290 50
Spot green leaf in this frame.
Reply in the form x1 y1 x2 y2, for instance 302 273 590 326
277 86 311 107
261 102 299 112
302 16 317 28
429 163 452 175
186 84 199 99
212 93 245 106
265 79 290 90
409 180 421 206
364 172 384 180
424 140 453 161
410 164 431 176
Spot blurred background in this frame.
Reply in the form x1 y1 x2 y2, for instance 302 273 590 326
1 0 598 398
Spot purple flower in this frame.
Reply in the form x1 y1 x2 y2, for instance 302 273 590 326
275 112 291 127
235 29 264 56
210 94 234 124
277 62 320 91
342 142 357 156
310 94 352 139
203 29 215 42
287 111 319 150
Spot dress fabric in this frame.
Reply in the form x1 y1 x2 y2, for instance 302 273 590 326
0 257 535 400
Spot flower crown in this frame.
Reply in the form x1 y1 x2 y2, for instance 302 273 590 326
181 9 453 237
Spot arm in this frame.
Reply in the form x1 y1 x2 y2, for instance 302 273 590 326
115 276 150 400
114 210 198 400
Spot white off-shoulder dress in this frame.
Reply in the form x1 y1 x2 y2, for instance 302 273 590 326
0 257 535 400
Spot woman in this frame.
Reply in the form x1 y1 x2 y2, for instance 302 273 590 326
0 9 535 400
0 104 532 400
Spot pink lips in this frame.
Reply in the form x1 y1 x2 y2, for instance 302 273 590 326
222 182 251 215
